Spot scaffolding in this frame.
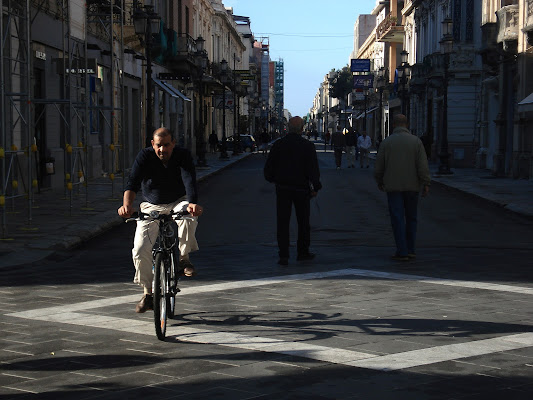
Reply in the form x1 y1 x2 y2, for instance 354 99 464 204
0 0 126 237
86 0 126 195
274 58 284 131
1 0 32 236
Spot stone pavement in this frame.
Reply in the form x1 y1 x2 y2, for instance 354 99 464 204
0 150 252 268
0 143 532 269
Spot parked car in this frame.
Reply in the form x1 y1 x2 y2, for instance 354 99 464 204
219 134 257 153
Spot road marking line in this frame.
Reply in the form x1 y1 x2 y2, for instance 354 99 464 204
6 268 533 371
345 333 533 371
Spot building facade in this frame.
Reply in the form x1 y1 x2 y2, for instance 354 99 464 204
1 0 264 233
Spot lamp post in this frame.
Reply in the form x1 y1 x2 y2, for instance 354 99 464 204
232 54 241 155
397 50 410 117
133 1 160 148
219 59 229 160
322 104 328 152
362 75 373 132
438 17 454 175
194 36 208 167
376 67 386 145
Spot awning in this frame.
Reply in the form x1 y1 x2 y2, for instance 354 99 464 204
518 92 533 113
152 78 191 102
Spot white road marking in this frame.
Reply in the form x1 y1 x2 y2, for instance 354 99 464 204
6 268 533 371
346 333 533 371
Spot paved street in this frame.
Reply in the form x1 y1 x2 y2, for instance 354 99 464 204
1 149 533 399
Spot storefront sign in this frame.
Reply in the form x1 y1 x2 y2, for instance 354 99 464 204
35 50 47 60
353 74 374 89
55 58 97 74
351 59 370 72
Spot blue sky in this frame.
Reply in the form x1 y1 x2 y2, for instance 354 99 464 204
223 0 375 117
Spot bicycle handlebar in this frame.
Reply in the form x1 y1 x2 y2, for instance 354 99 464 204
125 210 190 223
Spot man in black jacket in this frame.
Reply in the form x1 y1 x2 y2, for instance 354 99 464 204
118 127 204 313
264 116 322 266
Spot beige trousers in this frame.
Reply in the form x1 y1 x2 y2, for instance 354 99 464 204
132 198 198 289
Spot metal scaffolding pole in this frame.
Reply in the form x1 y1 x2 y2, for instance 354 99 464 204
1 0 6 236
0 0 32 236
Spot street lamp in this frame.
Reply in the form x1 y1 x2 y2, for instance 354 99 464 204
219 59 229 160
376 67 386 145
133 1 161 147
194 36 208 167
322 104 328 152
363 76 372 132
397 49 410 116
437 17 454 175
232 54 241 155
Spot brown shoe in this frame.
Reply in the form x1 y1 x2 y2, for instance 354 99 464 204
135 294 153 313
179 259 196 277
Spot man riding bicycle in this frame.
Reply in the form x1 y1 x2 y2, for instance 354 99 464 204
117 127 204 313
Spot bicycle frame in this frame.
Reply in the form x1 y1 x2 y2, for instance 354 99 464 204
127 209 189 340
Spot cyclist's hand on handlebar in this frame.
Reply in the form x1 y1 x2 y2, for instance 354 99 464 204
118 204 135 218
187 203 203 217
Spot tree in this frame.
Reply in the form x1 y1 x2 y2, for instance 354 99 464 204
328 65 353 101
328 65 353 128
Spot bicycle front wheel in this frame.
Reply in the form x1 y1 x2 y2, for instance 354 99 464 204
167 250 178 318
153 252 168 341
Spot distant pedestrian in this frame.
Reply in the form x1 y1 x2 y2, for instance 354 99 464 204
344 127 357 168
325 130 331 145
330 125 346 169
357 131 372 168
261 130 270 154
374 114 431 261
264 116 322 266
313 129 318 141
208 130 218 153
376 134 383 153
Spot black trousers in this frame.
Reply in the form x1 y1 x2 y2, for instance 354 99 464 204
334 148 343 167
276 187 311 258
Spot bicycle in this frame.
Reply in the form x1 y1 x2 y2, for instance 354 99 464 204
126 209 190 340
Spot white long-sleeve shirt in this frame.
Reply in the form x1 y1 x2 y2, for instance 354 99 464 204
357 135 372 150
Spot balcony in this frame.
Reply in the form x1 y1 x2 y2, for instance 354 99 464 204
522 0 533 46
166 33 197 74
496 5 519 52
376 13 404 43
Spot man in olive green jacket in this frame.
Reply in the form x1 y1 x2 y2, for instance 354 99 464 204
374 114 431 261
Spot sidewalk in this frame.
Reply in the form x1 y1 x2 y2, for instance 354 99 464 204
367 149 533 218
0 150 252 268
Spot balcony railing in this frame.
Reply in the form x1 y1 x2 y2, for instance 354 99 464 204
376 13 404 43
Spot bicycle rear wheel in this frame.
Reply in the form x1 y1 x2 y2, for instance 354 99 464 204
153 253 168 340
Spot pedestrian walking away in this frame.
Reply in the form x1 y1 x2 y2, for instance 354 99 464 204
374 114 430 261
331 125 346 169
264 116 322 266
344 126 357 168
117 127 204 313
208 130 218 153
261 129 270 154
357 131 372 168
